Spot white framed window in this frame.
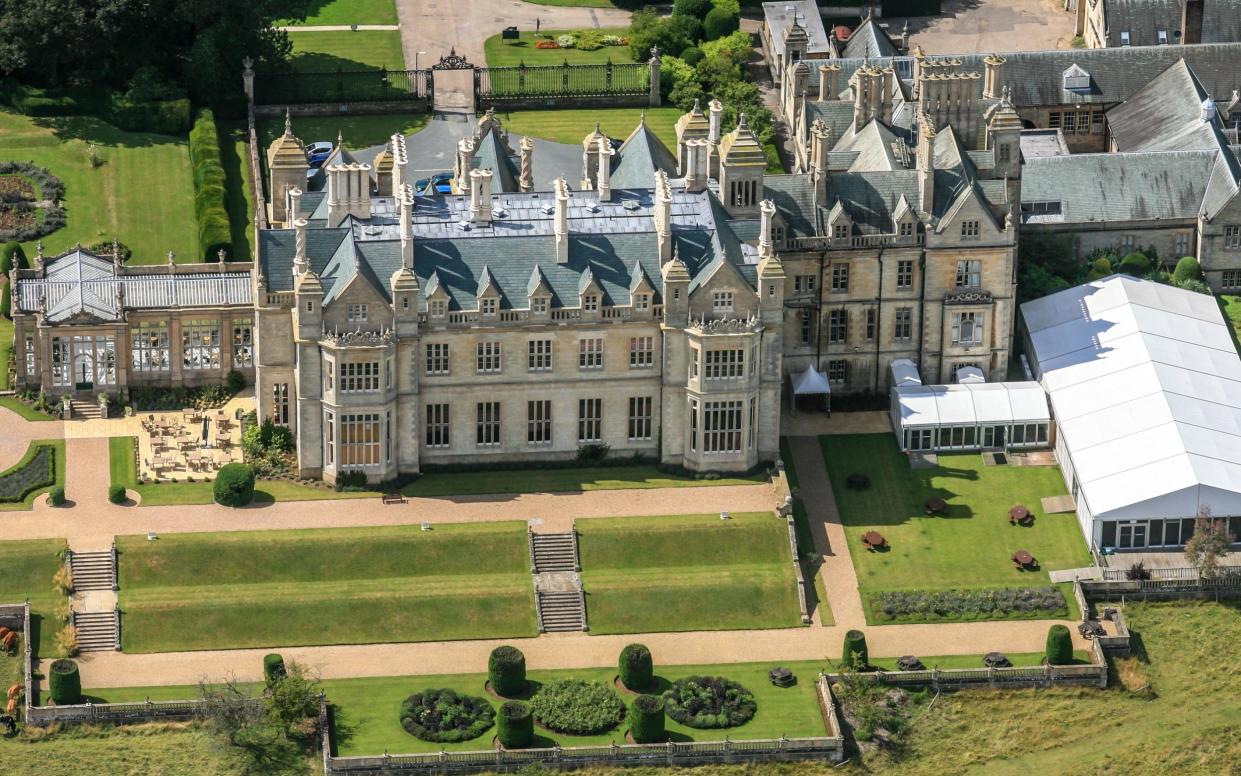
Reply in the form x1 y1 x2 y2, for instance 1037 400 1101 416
425 343 450 375
896 260 914 290
527 400 552 445
828 309 847 343
480 297 498 316
182 321 219 371
831 264 849 293
476 341 502 373
634 293 650 311
579 338 603 369
703 400 743 454
827 359 848 385
577 398 602 443
1120 31 1130 46
1158 29 1168 44
426 403 450 448
1225 226 1241 249
689 397 699 451
582 295 599 312
23 335 34 377
476 402 501 446
713 291 734 312
272 383 290 426
800 310 813 344
955 259 982 288
895 307 913 340
748 397 757 450
131 322 169 372
325 359 334 393
833 224 848 240
704 348 745 379
386 357 393 389
793 275 816 294
960 221 980 240
339 362 380 392
531 297 548 314
899 221 913 237
690 346 700 379
628 396 652 441
339 413 381 467
629 336 654 368
232 319 253 368
1175 234 1189 256
528 340 553 371
430 299 447 319
325 410 334 465
346 304 368 322
865 308 876 341
952 312 985 345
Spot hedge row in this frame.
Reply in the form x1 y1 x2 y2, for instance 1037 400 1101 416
188 109 233 262
2 82 190 135
0 444 56 503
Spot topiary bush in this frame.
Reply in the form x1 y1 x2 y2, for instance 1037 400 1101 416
107 483 127 504
263 653 286 685
628 694 665 743
49 659 81 705
213 462 255 507
188 109 233 262
0 241 27 274
47 485 65 506
497 701 533 749
488 646 527 696
399 689 495 742
663 676 755 729
843 629 869 670
530 679 624 735
619 643 654 691
703 5 740 40
1172 256 1202 284
1118 251 1151 277
1046 624 1073 665
1086 256 1113 280
673 0 713 16
226 369 246 394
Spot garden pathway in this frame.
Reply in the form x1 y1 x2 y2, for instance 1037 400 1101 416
0 405 62 470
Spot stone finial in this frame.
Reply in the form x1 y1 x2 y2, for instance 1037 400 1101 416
284 109 293 137
112 238 121 266
218 248 228 263
167 250 175 266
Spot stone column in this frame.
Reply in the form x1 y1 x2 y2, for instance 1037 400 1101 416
519 136 534 192
597 137 614 202
554 177 570 264
648 47 662 107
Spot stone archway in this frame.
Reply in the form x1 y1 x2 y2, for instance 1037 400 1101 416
431 49 476 113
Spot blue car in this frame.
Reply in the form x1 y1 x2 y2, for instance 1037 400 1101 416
414 171 453 194
305 141 334 167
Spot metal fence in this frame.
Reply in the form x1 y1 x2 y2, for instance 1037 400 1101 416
255 67 432 106
477 61 649 100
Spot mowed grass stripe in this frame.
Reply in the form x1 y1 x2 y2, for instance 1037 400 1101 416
120 572 531 606
117 521 527 588
578 512 786 570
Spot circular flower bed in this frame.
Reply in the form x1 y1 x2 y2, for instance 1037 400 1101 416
529 679 624 735
399 689 495 743
0 161 66 242
663 676 756 729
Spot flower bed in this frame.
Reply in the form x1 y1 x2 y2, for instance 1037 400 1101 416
529 679 624 735
663 676 756 729
872 586 1067 622
0 444 56 503
0 161 65 242
399 689 495 743
130 384 233 411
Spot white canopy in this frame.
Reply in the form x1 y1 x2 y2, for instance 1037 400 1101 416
893 382 1049 427
793 364 831 395
890 358 923 388
1023 275 1241 520
955 366 986 384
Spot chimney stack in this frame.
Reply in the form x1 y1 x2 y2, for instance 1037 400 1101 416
399 183 415 269
685 138 708 193
554 177 570 264
916 113 936 216
293 218 308 279
809 119 832 203
519 136 534 192
654 171 673 263
982 54 1005 100
456 138 475 193
758 199 776 258
288 186 303 225
596 137 615 202
469 168 493 224
391 134 408 198
818 63 841 102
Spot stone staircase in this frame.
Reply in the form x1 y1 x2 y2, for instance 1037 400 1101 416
69 549 116 592
72 610 118 652
68 400 103 420
528 529 587 632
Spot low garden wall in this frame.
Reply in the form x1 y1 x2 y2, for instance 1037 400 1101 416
25 698 264 726
773 464 812 625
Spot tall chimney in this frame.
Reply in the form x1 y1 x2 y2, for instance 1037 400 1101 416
288 186 303 224
597 137 615 202
469 168 493 224
707 99 724 178
982 54 1005 100
654 171 673 263
809 120 832 203
818 63 840 102
391 134 408 198
456 138 475 193
519 136 534 192
554 177 570 264
758 199 776 258
685 138 707 193
293 218 308 279
916 113 936 216
399 183 415 269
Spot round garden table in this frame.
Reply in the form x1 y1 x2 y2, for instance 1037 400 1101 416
862 531 886 549
1009 505 1031 524
925 497 947 515
1012 549 1036 568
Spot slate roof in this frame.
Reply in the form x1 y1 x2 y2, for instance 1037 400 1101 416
763 1 832 58
470 128 520 193
838 18 901 60
1106 59 1218 152
611 119 679 190
1099 0 1241 46
825 171 921 233
763 175 819 237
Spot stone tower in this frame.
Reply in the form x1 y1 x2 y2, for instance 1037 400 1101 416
718 114 767 217
267 113 309 226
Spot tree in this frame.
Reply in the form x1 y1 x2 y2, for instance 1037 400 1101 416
1185 505 1231 580
198 677 273 748
703 6 740 40
672 0 713 17
214 462 256 507
267 660 322 738
1172 256 1202 284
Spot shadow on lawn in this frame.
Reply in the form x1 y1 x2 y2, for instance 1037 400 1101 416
33 115 182 147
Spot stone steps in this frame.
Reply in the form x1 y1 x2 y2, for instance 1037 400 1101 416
531 532 578 573
68 400 103 420
536 591 586 632
69 551 115 592
73 611 117 652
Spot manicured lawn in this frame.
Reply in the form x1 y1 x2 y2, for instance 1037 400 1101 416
485 29 634 67
258 113 429 152
287 29 405 72
218 123 257 261
1221 295 1241 356
403 465 766 497
116 522 536 652
578 513 802 634
0 110 198 265
0 396 57 421
279 0 398 25
0 439 65 513
0 538 68 657
819 434 1090 623
495 107 682 158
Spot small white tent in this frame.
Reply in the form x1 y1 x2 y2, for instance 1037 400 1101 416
791 363 831 414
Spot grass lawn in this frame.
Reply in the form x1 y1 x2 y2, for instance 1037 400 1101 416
259 113 429 152
403 464 766 497
1220 294 1241 355
495 107 682 158
578 513 802 634
779 436 832 626
484 30 634 67
217 123 257 261
279 0 398 25
0 440 65 513
0 110 198 265
287 29 405 72
0 396 57 421
820 434 1090 624
116 522 535 652
0 538 68 658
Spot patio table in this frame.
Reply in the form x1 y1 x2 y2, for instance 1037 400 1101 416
1009 505 1032 525
925 497 947 515
1012 549 1036 568
862 531 887 550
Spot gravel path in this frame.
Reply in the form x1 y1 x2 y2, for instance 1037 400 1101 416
0 405 62 470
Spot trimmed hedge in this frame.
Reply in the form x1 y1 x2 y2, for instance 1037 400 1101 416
619 643 654 691
107 483 127 504
1 242 27 274
188 109 233 262
663 676 755 729
497 701 533 749
0 444 56 503
872 586 1067 621
399 689 495 743
50 659 81 705
4 84 189 134
488 646 527 697
529 680 624 735
1046 624 1073 665
213 462 255 507
1173 256 1202 284
0 283 9 319
628 694 665 743
48 485 65 506
843 629 868 670
263 653 286 685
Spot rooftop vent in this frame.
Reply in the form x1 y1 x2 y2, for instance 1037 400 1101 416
541 205 555 215
622 200 641 211
495 208 509 218
456 220 471 231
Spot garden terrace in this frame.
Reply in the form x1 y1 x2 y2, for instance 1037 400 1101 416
577 513 802 634
819 434 1089 624
484 29 635 67
115 523 535 652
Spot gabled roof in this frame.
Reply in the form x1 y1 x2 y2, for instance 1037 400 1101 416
835 120 902 171
471 127 520 193
611 118 679 190
1099 0 1241 47
763 175 818 237
1106 59 1219 152
839 17 901 60
824 170 921 234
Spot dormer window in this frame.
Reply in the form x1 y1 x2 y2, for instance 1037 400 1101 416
430 299 447 318
480 298 498 316
898 221 913 237
960 220 980 240
833 224 848 240
713 291 734 312
1158 29 1168 44
1062 64 1090 92
582 295 599 312
634 294 649 310
531 297 548 314
772 225 784 245
1120 31 1130 46
347 303 368 322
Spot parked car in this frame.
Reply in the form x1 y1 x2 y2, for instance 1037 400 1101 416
415 171 453 194
306 141 334 167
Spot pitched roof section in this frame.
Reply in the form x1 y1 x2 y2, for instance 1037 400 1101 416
1100 0 1241 46
825 171 921 233
611 118 679 190
719 116 767 167
763 175 819 237
1106 59 1218 152
471 127 520 193
839 17 901 59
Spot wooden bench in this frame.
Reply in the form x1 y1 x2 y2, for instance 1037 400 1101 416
381 492 406 505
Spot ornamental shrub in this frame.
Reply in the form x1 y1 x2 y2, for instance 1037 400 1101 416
673 0 713 17
263 653 287 685
530 679 624 735
226 370 246 394
1086 256 1113 280
843 630 868 670
0 241 26 274
663 676 756 729
680 46 704 66
619 643 654 690
1172 256 1202 284
188 110 233 262
1118 251 1151 277
488 645 527 696
107 484 126 504
703 6 740 40
1045 624 1073 665
47 485 65 506
399 689 495 742
213 462 255 507
497 701 533 748
49 659 81 704
628 694 665 743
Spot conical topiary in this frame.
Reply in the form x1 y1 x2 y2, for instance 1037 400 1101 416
619 643 653 690
628 694 665 743
1045 624 1073 665
843 629 868 670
